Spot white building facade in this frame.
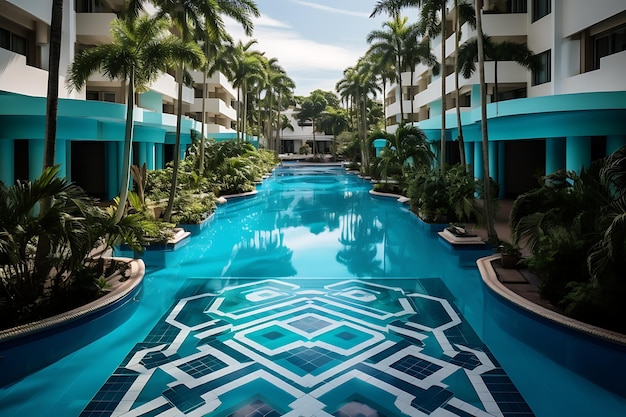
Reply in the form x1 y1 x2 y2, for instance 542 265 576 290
386 0 626 198
0 0 239 199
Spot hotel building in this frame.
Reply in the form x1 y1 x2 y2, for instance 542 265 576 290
0 0 240 200
385 0 626 197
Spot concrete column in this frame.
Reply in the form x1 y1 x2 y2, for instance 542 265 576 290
107 142 119 199
146 142 156 170
545 137 566 175
566 136 591 173
28 139 44 181
0 139 15 185
606 135 626 156
488 141 498 181
497 142 505 199
156 144 164 169
138 142 148 167
474 141 483 179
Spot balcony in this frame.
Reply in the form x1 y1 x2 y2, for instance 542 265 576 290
76 13 116 45
190 98 236 120
0 48 52 98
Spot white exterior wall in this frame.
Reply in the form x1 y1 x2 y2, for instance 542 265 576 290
0 0 236 123
386 1 626 126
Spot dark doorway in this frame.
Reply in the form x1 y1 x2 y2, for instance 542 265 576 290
504 140 545 198
14 140 29 183
71 141 106 199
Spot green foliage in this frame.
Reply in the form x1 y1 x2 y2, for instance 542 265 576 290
148 141 276 205
0 167 135 330
511 146 626 331
299 144 311 155
407 165 484 224
171 192 216 225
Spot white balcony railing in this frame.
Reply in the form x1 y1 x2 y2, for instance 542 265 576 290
75 13 116 45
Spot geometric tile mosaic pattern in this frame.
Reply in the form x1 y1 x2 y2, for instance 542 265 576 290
80 279 534 417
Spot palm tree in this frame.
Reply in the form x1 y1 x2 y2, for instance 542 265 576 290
318 107 350 161
43 0 63 172
67 15 202 224
403 27 439 119
453 0 476 165
367 15 420 122
336 60 381 169
296 90 328 156
377 122 434 178
457 34 540 103
230 40 265 143
365 49 396 127
371 0 449 170
474 0 497 242
198 33 233 174
128 0 259 222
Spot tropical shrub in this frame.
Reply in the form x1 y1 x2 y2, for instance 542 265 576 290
299 144 311 155
0 167 136 329
510 146 626 331
407 165 484 224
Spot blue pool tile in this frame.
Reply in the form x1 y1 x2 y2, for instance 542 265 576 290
227 399 281 417
179 354 227 378
162 384 205 414
450 351 481 370
411 386 454 414
391 355 442 379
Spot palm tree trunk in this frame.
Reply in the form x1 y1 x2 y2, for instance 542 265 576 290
35 0 63 283
113 71 136 224
396 54 404 122
199 67 207 173
43 0 63 171
440 5 447 172
475 0 498 242
164 66 184 222
454 0 466 165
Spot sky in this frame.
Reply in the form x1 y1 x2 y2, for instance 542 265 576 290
224 0 409 97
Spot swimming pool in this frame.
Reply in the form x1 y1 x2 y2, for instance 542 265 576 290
0 165 624 416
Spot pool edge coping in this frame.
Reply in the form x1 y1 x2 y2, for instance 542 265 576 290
0 257 145 343
477 254 626 347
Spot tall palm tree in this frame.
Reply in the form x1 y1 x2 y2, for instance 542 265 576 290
367 15 419 122
296 90 328 156
43 0 63 172
457 34 540 103
403 28 439 119
453 0 476 165
365 49 396 127
128 0 259 222
198 32 232 173
371 0 449 171
67 15 203 224
230 40 265 143
319 107 350 161
337 59 381 169
474 0 497 242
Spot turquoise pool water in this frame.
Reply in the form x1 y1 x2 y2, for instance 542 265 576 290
0 165 625 416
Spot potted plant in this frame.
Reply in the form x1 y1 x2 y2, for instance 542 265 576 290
497 241 522 269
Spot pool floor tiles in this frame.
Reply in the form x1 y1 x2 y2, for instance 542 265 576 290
79 278 534 417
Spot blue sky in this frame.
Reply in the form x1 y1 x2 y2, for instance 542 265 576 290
225 0 411 96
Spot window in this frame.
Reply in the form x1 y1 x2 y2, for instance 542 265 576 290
86 91 116 102
593 24 626 70
532 50 551 85
0 27 27 57
532 0 551 22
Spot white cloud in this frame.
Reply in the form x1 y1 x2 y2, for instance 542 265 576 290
289 0 370 18
225 15 362 94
